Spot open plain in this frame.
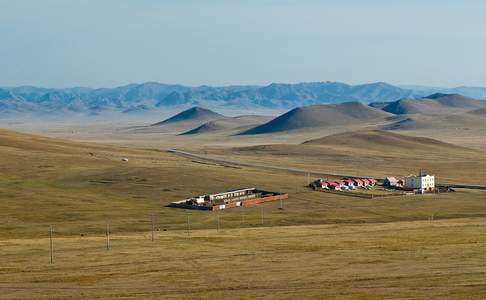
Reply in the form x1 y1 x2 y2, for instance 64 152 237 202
1 109 486 299
4 1 486 298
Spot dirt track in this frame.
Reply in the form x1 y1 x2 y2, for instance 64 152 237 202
168 149 486 190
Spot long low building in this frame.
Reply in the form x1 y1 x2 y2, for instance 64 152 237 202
168 188 288 211
311 178 377 191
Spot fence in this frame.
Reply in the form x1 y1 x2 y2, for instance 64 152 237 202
317 188 407 199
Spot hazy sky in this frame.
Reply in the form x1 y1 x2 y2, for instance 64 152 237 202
1 0 486 88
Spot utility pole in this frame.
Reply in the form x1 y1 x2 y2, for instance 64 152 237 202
186 212 191 237
49 225 54 264
217 212 220 232
241 206 245 226
106 223 110 250
151 214 155 242
261 206 264 225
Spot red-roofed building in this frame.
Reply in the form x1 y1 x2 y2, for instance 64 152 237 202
328 182 341 190
353 178 364 187
319 181 329 188
344 178 355 187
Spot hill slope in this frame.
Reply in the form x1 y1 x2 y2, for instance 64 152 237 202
0 128 110 154
467 107 486 117
241 102 391 135
382 94 486 115
380 117 437 131
303 130 468 153
152 107 224 126
426 93 486 108
180 115 272 135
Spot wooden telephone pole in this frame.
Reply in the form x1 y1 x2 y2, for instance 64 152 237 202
261 206 264 225
106 223 111 250
217 212 221 232
151 215 155 242
49 225 54 264
186 212 191 237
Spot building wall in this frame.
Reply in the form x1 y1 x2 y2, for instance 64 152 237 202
422 175 435 190
404 175 435 191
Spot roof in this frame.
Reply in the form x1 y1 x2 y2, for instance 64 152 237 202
406 174 435 179
211 188 255 197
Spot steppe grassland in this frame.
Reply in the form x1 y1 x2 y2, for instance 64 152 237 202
2 219 486 299
2 127 486 299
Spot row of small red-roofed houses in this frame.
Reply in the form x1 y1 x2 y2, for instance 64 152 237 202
311 178 377 191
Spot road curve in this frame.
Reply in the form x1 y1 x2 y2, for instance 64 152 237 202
167 149 486 190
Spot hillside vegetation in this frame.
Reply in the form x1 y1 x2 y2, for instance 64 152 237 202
241 102 391 134
181 115 272 135
2 128 486 300
303 130 468 152
382 93 486 115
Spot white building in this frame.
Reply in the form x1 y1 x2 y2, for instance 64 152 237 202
404 174 435 193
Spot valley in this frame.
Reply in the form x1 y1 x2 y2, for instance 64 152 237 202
4 1 486 298
2 92 486 299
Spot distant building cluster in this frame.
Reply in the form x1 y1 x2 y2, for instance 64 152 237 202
168 188 288 211
384 174 435 193
310 172 436 195
311 178 377 191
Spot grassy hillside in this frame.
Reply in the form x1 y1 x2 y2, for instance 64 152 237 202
382 94 486 116
303 130 468 153
2 128 486 299
181 115 272 135
2 219 486 299
1 128 486 240
230 130 486 184
241 102 391 134
152 107 224 126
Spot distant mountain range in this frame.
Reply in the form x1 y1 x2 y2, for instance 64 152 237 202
2 81 486 116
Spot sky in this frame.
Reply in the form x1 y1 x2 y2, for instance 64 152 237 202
1 0 486 88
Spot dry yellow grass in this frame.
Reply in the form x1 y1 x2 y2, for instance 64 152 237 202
205 130 486 185
1 219 486 299
2 127 486 299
